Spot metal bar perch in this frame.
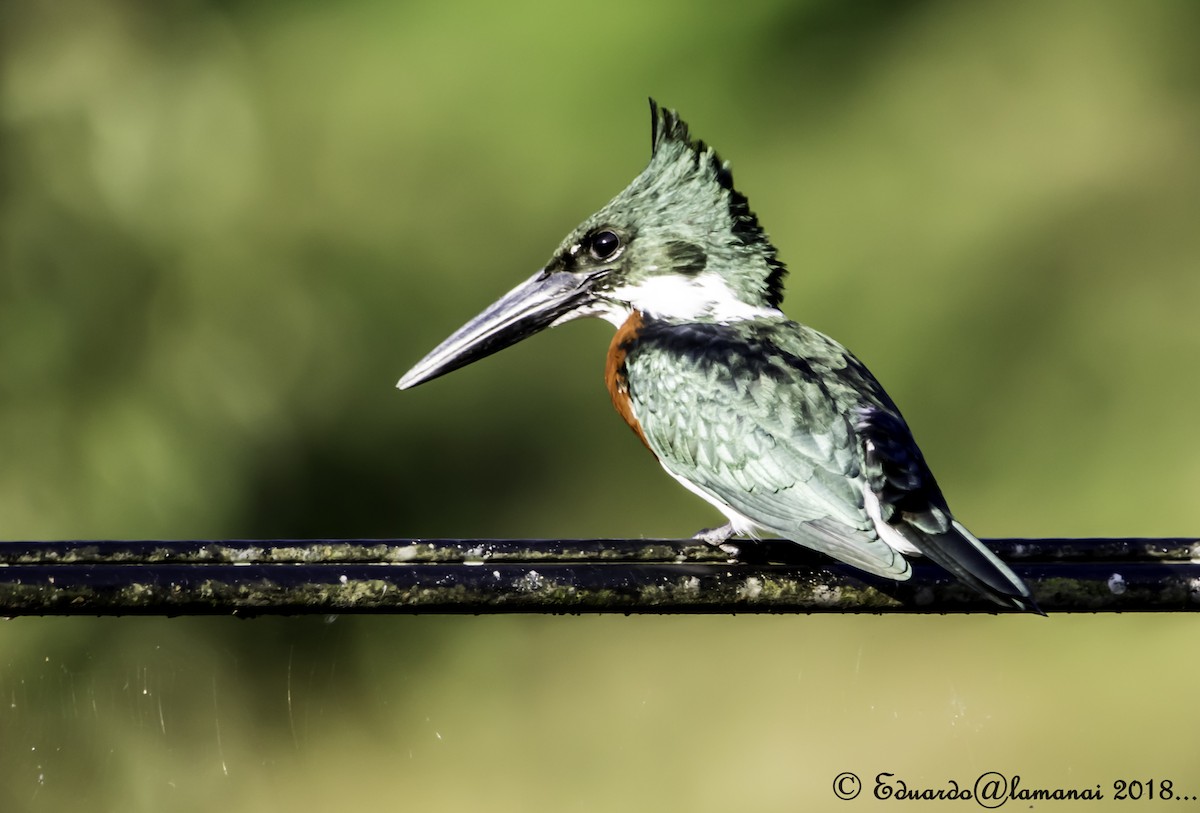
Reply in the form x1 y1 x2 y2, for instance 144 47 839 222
0 537 1197 616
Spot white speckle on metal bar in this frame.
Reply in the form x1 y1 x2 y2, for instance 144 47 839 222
737 576 763 600
517 571 545 592
1107 573 1126 595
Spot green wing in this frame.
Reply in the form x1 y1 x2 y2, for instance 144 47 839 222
624 318 911 579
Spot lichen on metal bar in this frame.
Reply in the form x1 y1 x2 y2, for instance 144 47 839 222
0 538 1198 616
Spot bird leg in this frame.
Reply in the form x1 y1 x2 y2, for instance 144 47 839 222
692 522 734 544
691 522 740 557
692 523 773 563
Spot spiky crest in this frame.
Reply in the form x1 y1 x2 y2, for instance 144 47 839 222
642 99 788 308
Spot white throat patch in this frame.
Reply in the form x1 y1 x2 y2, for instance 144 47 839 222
605 273 781 324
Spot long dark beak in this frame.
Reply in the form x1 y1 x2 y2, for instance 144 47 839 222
397 268 596 390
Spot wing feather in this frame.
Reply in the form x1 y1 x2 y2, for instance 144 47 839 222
624 319 909 578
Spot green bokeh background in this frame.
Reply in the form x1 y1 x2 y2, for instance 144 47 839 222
3 1 1200 810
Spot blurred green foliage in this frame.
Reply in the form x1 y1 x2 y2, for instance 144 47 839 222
2 0 1200 810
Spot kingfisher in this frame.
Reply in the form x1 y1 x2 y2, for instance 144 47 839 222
397 100 1040 613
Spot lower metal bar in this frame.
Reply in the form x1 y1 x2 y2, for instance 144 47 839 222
0 538 1196 615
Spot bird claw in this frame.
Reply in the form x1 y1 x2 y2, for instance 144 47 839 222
692 523 741 558
692 522 735 545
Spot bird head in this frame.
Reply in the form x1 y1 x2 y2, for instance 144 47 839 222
398 99 787 390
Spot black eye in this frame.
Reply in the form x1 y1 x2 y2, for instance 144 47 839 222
589 230 621 260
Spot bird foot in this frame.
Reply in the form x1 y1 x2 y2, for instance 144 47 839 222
692 522 735 544
692 523 739 557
